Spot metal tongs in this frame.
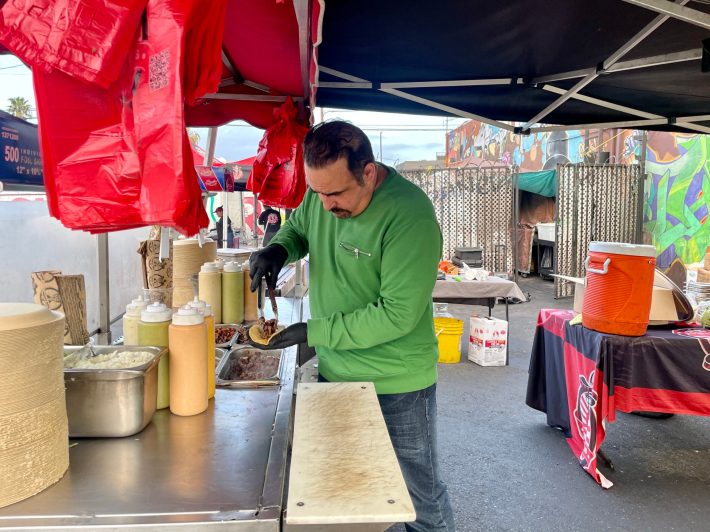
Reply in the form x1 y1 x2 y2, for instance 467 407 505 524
257 278 279 323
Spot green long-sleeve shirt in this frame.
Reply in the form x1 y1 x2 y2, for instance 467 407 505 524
270 166 443 394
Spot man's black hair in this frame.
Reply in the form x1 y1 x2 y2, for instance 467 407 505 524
303 120 375 185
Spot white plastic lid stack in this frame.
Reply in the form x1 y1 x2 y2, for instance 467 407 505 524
140 302 172 323
125 295 149 317
242 260 250 271
200 261 220 273
172 305 204 326
588 242 656 258
224 261 241 272
188 297 213 317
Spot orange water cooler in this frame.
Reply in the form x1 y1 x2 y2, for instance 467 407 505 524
582 242 656 336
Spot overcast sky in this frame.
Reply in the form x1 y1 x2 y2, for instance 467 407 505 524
0 55 468 165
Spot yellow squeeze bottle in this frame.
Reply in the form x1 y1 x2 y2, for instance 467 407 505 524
189 298 216 399
168 306 208 416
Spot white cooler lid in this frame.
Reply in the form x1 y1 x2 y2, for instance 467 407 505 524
588 241 656 258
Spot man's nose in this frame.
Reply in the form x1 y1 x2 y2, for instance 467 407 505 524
321 196 335 211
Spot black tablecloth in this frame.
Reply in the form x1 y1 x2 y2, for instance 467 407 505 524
526 309 710 488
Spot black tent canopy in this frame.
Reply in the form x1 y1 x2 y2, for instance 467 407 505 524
315 0 710 134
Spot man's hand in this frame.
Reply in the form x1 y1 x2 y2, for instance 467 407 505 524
251 322 308 350
249 244 288 292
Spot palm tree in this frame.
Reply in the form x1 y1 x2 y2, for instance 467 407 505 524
188 129 201 146
7 97 32 120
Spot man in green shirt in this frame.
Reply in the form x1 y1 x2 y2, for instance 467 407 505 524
249 121 455 531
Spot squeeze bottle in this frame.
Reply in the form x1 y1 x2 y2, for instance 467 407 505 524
221 261 244 324
189 298 216 399
243 261 259 322
169 306 208 416
198 261 222 324
138 302 172 409
123 295 148 346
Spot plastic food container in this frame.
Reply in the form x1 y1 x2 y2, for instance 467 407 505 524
215 346 283 387
536 223 556 242
63 346 166 437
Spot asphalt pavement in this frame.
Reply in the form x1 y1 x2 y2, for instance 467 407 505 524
393 276 710 532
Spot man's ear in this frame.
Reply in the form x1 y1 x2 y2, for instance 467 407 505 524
364 162 377 184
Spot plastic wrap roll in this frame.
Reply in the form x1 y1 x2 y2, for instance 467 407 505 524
0 303 68 508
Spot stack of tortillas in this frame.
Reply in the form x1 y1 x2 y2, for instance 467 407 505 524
0 303 68 508
172 238 217 308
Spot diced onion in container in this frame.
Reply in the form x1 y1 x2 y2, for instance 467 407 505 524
64 350 155 370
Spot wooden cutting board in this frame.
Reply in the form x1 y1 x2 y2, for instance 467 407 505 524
286 382 415 528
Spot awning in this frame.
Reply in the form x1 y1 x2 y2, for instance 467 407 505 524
519 170 557 198
184 0 323 129
314 0 710 134
3 1 707 134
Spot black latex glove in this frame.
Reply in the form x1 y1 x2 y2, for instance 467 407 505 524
249 243 288 292
251 322 308 350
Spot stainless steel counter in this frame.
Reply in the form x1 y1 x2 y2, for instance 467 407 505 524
0 298 300 531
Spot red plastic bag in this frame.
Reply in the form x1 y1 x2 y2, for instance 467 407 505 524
31 0 220 235
33 60 145 232
131 0 207 236
182 0 227 105
0 0 148 88
248 98 309 209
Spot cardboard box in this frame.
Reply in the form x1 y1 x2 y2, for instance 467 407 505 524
554 274 680 322
468 316 508 366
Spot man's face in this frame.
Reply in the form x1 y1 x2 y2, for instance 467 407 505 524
215 209 223 219
305 157 377 219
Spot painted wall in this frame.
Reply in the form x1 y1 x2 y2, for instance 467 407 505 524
446 120 709 269
446 123 639 171
644 132 710 269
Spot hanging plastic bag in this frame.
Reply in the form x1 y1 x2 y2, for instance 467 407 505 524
182 0 227 105
0 0 148 88
248 97 309 209
32 58 145 232
131 0 208 236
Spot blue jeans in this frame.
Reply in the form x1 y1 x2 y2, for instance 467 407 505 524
319 377 455 531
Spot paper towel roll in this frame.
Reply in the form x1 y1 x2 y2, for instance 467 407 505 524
0 303 68 508
173 239 217 309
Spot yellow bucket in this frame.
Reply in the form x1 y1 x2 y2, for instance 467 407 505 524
434 317 464 364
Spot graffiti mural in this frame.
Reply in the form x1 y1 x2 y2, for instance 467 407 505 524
446 122 639 171
644 132 710 269
445 119 710 268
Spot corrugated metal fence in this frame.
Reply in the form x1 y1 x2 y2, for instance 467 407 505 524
402 166 517 276
554 164 643 298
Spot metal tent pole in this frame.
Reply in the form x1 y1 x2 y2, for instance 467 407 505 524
521 0 692 130
97 233 110 343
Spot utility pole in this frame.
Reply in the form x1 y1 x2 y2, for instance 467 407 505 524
379 131 383 162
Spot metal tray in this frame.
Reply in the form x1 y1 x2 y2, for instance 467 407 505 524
215 323 246 348
215 345 284 388
63 345 166 438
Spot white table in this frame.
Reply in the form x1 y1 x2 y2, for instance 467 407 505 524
433 275 525 321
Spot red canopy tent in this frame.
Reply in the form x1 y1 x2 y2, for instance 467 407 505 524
185 0 323 130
